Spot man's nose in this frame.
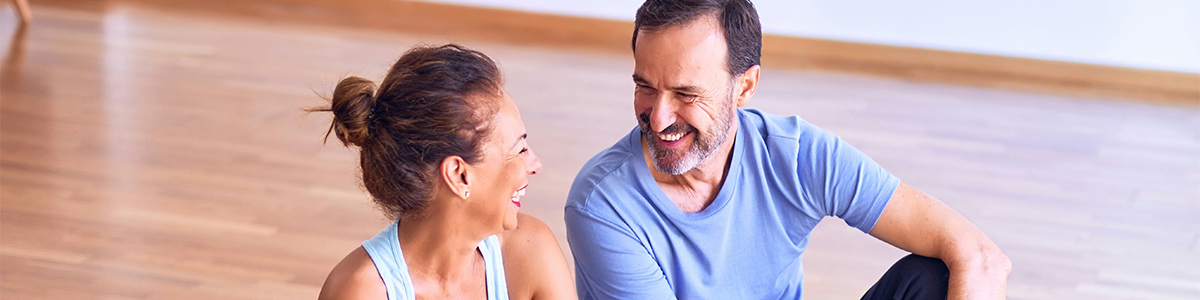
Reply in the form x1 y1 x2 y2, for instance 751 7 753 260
648 94 677 133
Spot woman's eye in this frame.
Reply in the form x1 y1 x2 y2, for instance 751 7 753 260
519 148 529 154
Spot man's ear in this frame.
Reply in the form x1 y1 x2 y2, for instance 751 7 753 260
440 156 471 199
733 65 760 107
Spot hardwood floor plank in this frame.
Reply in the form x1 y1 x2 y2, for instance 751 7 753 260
2 0 1197 299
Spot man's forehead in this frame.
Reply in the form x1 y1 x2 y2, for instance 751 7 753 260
633 17 727 83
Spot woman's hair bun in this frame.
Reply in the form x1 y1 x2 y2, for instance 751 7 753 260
326 76 378 147
314 44 503 221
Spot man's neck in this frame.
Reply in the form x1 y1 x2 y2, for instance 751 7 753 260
643 124 738 213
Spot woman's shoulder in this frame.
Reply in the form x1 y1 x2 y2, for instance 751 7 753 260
318 246 388 300
499 213 577 300
499 213 557 251
499 214 565 272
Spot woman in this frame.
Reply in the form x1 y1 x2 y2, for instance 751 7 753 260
314 44 575 300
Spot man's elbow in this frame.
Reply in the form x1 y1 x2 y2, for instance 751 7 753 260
987 247 1012 278
963 242 1011 279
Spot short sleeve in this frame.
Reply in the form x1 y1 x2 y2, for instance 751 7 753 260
565 204 677 300
797 129 899 233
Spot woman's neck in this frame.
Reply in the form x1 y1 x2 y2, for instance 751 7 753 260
394 201 490 283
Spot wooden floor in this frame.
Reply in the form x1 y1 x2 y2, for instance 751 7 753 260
2 1 1198 299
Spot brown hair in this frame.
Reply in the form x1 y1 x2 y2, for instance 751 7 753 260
313 44 503 221
632 0 762 77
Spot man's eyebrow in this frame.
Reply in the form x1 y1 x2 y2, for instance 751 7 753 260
632 74 650 85
670 85 703 94
633 74 701 94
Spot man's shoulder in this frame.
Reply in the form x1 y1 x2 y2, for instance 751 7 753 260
741 108 819 140
740 108 832 150
566 128 643 211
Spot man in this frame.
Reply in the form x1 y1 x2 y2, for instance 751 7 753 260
564 0 1011 299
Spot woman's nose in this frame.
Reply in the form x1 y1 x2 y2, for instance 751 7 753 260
527 150 542 175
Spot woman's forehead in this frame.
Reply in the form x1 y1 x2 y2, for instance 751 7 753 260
488 95 525 146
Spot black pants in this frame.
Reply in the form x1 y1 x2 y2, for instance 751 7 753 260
860 254 950 300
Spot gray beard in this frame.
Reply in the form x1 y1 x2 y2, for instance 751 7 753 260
642 96 735 175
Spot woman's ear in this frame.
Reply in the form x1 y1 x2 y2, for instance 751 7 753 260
440 156 471 199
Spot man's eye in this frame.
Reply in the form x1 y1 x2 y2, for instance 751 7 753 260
678 93 699 102
519 148 529 154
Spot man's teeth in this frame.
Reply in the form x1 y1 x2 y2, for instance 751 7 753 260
659 132 684 141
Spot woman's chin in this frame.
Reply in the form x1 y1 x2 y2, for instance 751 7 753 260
501 211 519 231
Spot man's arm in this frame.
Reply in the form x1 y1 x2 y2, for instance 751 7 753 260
869 182 1012 300
565 206 677 300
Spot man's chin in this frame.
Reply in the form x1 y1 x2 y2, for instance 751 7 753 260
650 155 695 175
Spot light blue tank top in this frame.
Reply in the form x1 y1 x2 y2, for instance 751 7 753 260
362 221 509 300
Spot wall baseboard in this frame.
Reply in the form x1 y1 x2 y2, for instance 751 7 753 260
40 0 1199 105
761 35 1199 104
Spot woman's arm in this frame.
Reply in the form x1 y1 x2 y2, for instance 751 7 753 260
501 213 577 300
318 246 388 300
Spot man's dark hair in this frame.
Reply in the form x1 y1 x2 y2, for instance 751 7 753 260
632 0 762 77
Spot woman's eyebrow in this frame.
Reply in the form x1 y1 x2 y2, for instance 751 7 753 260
511 133 527 150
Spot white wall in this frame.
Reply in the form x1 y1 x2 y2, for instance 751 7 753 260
424 0 1200 74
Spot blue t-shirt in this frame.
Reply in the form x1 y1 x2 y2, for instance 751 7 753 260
565 108 900 299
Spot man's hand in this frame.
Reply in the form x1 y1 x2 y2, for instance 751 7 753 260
869 182 1012 300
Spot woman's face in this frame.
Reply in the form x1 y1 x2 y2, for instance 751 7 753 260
467 93 541 232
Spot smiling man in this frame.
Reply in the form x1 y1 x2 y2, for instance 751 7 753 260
563 0 1011 299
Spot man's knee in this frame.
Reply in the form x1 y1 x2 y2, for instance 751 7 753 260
895 254 949 282
862 254 949 300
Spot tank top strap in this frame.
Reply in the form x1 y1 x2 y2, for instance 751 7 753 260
361 221 416 300
478 234 509 300
361 223 509 300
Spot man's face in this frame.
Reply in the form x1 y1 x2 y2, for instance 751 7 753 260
633 16 737 175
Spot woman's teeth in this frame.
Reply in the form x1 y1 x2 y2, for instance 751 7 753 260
659 132 684 141
510 186 526 204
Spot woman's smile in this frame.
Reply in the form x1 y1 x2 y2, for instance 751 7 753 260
510 184 528 208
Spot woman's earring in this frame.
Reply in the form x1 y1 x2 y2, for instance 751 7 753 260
463 189 470 199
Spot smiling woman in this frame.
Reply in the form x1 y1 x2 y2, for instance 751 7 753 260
309 44 575 300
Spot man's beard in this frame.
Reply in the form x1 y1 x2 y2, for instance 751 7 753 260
639 95 735 175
